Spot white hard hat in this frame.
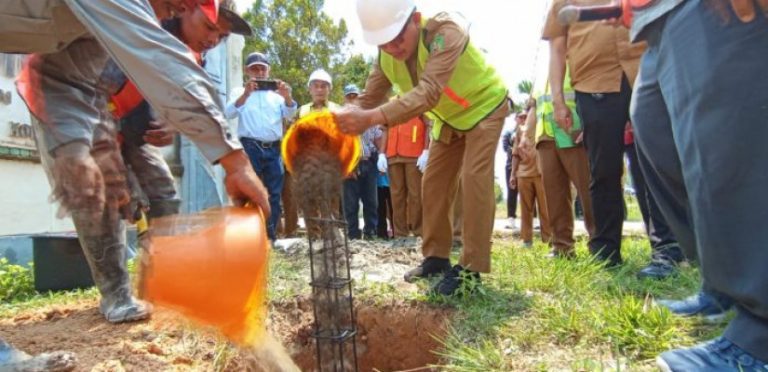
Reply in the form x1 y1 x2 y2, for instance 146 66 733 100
356 0 416 46
308 69 333 86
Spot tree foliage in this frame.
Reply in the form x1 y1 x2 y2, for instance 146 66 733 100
517 80 533 96
241 0 372 105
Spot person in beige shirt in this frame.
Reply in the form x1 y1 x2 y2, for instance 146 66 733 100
544 0 643 267
544 0 684 279
511 116 551 247
334 0 509 296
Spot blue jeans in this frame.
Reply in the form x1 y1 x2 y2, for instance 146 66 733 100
241 138 283 241
630 0 768 360
343 158 379 239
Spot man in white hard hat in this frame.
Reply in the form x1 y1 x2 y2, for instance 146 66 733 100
284 68 340 237
334 0 509 296
299 69 340 117
225 52 297 241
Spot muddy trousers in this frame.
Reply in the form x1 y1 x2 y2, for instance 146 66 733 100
631 0 768 361
34 120 148 324
536 141 595 253
120 101 180 219
421 103 508 273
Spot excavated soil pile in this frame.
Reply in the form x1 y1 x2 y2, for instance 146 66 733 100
1 297 451 371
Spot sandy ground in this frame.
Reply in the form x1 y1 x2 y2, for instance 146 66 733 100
1 220 646 371
1 237 451 371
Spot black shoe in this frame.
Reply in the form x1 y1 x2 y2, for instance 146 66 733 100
637 260 678 280
590 246 623 268
347 232 362 240
404 257 451 283
431 265 481 296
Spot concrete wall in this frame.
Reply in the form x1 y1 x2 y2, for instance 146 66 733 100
0 54 75 237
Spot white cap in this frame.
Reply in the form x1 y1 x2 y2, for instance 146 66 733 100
356 0 416 46
308 69 333 86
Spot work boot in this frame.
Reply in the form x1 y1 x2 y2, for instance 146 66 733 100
0 339 77 372
431 265 481 296
72 210 150 324
404 257 451 283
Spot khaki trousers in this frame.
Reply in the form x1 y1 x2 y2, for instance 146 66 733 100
536 141 595 253
421 103 508 273
388 161 423 237
518 176 551 243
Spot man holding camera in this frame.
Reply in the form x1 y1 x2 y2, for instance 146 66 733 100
225 52 297 241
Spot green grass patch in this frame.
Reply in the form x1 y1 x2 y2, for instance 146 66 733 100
426 237 723 370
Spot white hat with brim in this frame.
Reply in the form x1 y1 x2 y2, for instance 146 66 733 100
360 5 415 46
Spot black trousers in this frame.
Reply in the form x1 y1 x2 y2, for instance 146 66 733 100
505 163 518 218
377 186 393 239
626 143 683 263
575 76 632 262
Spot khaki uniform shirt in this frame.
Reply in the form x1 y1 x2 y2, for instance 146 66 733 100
514 125 540 178
356 12 469 127
542 0 646 93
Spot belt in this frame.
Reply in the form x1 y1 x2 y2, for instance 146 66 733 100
241 137 281 148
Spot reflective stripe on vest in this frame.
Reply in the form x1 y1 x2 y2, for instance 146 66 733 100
386 116 426 158
378 18 507 136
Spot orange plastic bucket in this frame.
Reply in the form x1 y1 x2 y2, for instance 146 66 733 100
138 207 269 345
281 111 361 177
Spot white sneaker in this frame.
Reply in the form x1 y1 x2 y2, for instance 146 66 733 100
505 218 517 230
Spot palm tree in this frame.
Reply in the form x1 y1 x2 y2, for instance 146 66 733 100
517 80 533 96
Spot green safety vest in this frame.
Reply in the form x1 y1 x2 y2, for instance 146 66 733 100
378 18 507 139
299 101 340 118
535 70 581 148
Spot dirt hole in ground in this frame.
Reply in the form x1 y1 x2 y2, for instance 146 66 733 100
270 298 452 372
1 297 453 371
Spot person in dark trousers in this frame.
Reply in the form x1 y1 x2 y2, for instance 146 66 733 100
376 171 394 239
628 0 768 369
342 85 383 240
224 52 297 241
502 112 522 230
624 123 684 279
543 0 683 275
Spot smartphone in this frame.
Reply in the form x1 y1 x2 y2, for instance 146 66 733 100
249 79 278 91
